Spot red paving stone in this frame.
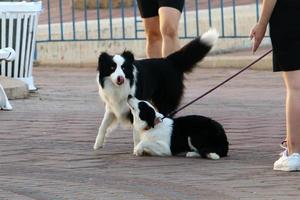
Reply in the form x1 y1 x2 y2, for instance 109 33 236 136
1 65 300 199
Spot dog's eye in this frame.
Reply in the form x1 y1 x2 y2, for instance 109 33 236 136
121 66 125 70
110 66 116 70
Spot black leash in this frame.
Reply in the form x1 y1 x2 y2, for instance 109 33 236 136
164 49 273 118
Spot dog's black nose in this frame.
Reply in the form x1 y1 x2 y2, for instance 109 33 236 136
128 95 133 100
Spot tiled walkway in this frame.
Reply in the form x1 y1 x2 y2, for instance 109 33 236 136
1 66 299 200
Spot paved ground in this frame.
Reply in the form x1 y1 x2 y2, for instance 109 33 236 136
1 66 300 200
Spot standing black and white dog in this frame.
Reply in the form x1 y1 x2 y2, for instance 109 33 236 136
127 95 229 159
94 29 218 150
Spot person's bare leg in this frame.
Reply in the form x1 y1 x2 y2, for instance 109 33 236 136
142 16 162 58
159 7 181 57
283 70 300 154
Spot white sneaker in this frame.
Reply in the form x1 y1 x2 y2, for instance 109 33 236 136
273 150 300 171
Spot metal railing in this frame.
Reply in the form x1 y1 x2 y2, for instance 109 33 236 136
35 0 260 43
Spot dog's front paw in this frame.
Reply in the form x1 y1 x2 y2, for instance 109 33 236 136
133 148 137 156
93 142 103 150
186 151 200 158
134 147 144 156
207 153 220 160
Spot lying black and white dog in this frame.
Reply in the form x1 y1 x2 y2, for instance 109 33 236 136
94 29 218 150
127 95 229 159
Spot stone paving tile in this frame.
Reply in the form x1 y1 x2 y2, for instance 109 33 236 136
1 66 300 200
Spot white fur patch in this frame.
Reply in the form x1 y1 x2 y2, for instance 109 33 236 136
200 28 219 46
112 55 125 66
188 137 198 152
207 153 220 160
186 152 200 157
111 55 125 86
128 96 173 156
110 66 125 85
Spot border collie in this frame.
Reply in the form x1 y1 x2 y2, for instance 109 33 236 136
94 29 219 150
127 95 228 159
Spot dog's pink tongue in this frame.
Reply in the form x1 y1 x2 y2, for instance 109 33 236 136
117 76 124 85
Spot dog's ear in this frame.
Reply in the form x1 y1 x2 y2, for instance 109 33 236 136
121 50 134 64
139 102 156 128
98 52 111 71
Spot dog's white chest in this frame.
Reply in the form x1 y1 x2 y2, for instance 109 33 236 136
99 81 132 120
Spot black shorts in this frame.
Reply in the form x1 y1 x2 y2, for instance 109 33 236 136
137 0 185 18
269 0 300 72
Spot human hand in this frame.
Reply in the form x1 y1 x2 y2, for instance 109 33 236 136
250 23 267 53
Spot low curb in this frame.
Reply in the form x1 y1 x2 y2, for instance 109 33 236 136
202 54 272 70
0 76 29 100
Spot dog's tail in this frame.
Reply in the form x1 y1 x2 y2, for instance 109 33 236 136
166 28 218 73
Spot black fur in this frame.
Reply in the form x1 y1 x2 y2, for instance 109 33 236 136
171 115 229 158
98 36 213 116
98 52 116 87
138 102 156 128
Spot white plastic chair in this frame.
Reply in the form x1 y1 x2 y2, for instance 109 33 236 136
0 47 16 111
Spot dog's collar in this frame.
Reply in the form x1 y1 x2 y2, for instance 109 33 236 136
143 117 162 131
